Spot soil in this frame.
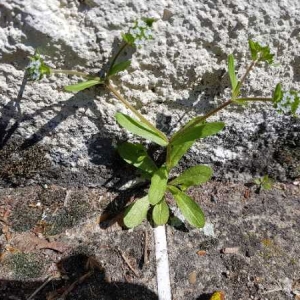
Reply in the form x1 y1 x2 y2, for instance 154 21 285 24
0 180 299 300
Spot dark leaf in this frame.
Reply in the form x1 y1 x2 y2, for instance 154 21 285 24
115 112 168 146
108 60 131 77
117 142 157 175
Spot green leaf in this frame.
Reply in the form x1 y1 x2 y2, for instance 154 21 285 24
253 178 261 185
291 91 300 115
152 199 169 225
248 40 274 64
228 54 238 91
273 83 283 103
168 121 224 168
249 39 259 61
123 196 149 228
169 165 213 190
108 60 131 77
253 175 274 190
148 166 168 205
115 112 168 146
40 63 51 77
261 175 273 190
64 79 103 92
117 142 157 175
122 33 135 45
232 81 241 98
168 140 194 169
171 122 225 146
143 17 156 27
168 186 205 228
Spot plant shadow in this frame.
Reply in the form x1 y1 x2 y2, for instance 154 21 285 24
0 254 158 300
0 72 27 150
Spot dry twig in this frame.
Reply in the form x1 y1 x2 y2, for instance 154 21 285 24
117 247 139 277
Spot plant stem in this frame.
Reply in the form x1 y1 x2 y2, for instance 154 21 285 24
166 145 171 170
237 97 273 101
106 82 168 142
154 225 172 300
50 69 91 78
107 42 129 75
170 100 233 142
239 59 258 86
170 97 273 143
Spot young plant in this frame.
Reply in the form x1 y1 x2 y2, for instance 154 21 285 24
253 175 274 191
25 20 300 230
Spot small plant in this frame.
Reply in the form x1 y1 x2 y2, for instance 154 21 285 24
26 20 299 229
253 175 274 191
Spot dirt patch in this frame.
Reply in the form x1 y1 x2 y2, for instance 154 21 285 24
0 181 299 299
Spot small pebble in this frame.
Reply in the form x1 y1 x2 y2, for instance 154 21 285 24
188 270 197 284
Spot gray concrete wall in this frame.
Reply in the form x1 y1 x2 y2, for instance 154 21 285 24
1 0 299 187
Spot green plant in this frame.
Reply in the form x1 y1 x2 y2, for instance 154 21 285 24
253 175 274 191
26 20 299 229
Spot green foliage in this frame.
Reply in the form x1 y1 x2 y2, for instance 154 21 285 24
122 33 135 45
108 60 131 77
143 17 156 27
248 40 274 64
168 186 205 228
123 18 156 47
27 24 286 230
152 199 169 225
169 165 213 190
123 196 149 228
290 92 300 115
64 79 103 92
115 112 168 146
26 50 50 81
171 121 225 146
232 81 242 99
254 175 274 190
117 142 157 176
273 89 300 116
228 54 238 91
168 140 194 169
273 83 283 103
148 166 168 205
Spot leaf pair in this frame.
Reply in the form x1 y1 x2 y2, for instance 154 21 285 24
123 190 205 228
123 196 170 228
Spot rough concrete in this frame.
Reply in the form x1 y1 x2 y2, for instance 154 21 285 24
1 2 300 298
1 0 300 187
0 182 299 299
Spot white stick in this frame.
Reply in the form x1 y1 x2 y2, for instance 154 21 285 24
154 225 172 300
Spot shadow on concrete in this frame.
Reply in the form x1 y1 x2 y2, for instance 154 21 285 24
0 254 158 300
0 72 26 150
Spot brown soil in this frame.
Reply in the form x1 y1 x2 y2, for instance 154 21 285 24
0 181 299 299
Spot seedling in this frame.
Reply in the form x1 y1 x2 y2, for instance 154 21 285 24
26 20 299 230
254 175 274 191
